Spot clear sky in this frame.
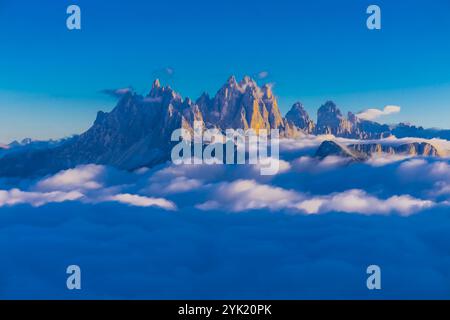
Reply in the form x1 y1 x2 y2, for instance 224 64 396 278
0 0 449 143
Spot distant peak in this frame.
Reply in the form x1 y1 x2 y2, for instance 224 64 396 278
318 100 340 114
348 111 359 122
183 97 193 105
21 138 33 145
262 84 273 99
324 100 337 107
226 75 237 85
292 102 305 109
240 75 256 86
152 79 161 89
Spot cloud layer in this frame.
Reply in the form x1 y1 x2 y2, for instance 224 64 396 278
0 136 448 217
1 135 450 298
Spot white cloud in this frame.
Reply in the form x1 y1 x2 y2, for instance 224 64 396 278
102 87 133 97
257 71 269 79
196 180 433 216
36 164 105 191
0 189 83 207
150 163 226 183
108 193 176 211
147 176 203 195
251 157 291 175
398 159 450 181
280 136 327 151
356 105 401 121
366 154 412 167
432 182 450 197
197 179 301 212
297 189 434 216
292 156 350 173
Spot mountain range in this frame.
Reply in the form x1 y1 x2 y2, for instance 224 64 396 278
315 140 442 161
0 76 447 178
0 138 68 158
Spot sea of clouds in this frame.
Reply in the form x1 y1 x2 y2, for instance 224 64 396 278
0 135 449 298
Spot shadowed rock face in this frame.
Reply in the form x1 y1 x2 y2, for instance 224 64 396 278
285 102 315 134
315 140 368 161
315 101 391 139
316 101 353 136
391 123 450 140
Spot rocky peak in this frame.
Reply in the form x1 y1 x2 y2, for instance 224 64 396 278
239 75 257 89
285 102 315 134
262 84 273 99
226 75 237 86
316 101 352 136
147 79 182 108
315 102 391 139
183 97 193 106
152 78 161 89
201 76 284 131
347 111 359 124
318 101 342 116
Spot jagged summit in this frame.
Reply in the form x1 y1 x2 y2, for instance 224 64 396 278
152 78 161 89
196 75 286 132
285 102 315 134
316 101 352 136
226 75 237 85
315 101 391 139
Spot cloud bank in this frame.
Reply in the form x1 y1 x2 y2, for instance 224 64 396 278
1 135 450 299
0 135 448 216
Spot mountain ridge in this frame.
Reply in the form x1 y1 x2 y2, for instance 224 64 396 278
0 76 447 178
315 140 443 160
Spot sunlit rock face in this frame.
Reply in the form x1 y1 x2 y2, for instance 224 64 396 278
196 76 285 132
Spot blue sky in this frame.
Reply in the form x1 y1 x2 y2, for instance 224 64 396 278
0 0 449 142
